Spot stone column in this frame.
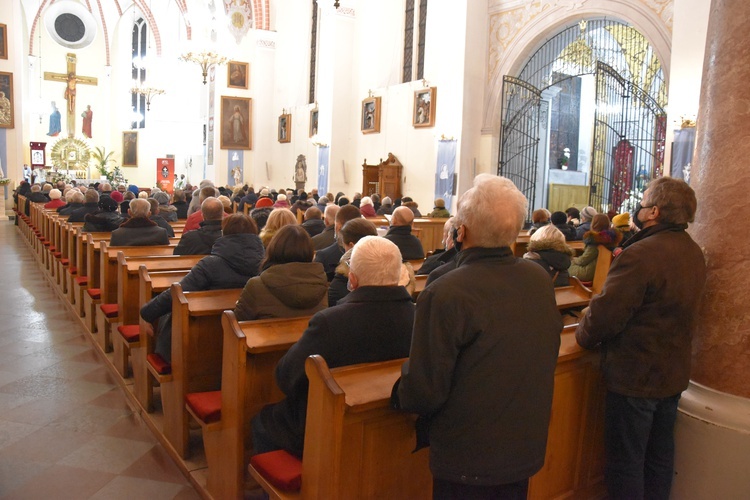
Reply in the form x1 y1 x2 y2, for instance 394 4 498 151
689 0 750 399
673 0 750 497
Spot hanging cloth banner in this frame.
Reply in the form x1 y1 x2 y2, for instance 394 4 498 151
671 127 695 183
228 150 243 186
156 158 175 194
435 140 457 208
317 146 330 195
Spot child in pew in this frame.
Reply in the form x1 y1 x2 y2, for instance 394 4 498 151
140 214 264 362
251 237 414 457
523 224 575 287
233 225 328 321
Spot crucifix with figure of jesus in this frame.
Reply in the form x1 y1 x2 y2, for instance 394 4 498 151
44 53 97 138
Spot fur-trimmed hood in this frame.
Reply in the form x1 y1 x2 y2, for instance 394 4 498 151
583 229 621 249
527 239 574 256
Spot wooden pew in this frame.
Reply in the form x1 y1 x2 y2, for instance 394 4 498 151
95 242 177 352
162 284 242 458
111 254 203 377
590 244 613 295
250 355 432 499
189 312 310 499
366 216 445 255
555 277 593 310
250 325 606 499
134 267 191 411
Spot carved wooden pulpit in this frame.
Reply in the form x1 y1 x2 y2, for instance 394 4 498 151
362 153 403 201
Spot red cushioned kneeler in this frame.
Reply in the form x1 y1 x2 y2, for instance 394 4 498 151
117 324 140 342
68 266 77 274
99 303 119 318
75 277 89 286
147 353 171 374
53 252 62 258
249 450 303 492
185 391 222 424
86 288 101 300
61 258 69 265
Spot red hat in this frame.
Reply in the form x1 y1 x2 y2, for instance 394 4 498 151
255 197 273 208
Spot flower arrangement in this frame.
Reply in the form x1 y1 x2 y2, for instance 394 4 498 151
0 177 11 185
91 147 128 184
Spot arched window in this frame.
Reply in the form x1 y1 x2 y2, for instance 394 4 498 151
131 18 147 129
402 0 428 83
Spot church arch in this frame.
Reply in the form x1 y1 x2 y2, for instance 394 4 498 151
496 16 668 216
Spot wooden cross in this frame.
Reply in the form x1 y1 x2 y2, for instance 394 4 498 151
44 53 98 138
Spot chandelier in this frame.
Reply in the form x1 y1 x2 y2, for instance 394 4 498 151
179 51 228 84
130 86 165 111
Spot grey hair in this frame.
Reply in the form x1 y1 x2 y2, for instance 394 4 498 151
129 198 151 218
70 191 84 203
530 224 565 245
455 174 527 248
349 236 402 286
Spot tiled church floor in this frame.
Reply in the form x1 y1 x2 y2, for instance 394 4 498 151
0 221 200 499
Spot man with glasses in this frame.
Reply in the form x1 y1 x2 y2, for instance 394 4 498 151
576 177 706 500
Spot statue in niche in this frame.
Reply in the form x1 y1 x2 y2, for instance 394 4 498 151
294 154 307 191
48 102 62 136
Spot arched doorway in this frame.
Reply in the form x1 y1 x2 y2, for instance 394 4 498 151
498 19 667 219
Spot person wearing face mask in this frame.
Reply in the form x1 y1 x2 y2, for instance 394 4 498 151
576 177 706 500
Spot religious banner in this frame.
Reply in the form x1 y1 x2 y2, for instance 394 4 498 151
157 158 175 194
228 150 243 186
435 140 456 208
671 127 695 183
317 146 329 195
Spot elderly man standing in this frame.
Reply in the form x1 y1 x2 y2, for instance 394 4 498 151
384 206 425 260
252 236 414 457
395 174 562 499
173 197 225 255
110 198 169 246
575 177 706 500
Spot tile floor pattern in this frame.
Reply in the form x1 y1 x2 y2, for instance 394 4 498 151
0 221 201 499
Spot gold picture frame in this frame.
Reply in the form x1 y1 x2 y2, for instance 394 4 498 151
0 71 13 129
227 61 249 89
221 96 252 150
413 87 436 128
0 24 7 60
122 131 138 166
361 96 381 134
278 113 291 143
309 108 319 138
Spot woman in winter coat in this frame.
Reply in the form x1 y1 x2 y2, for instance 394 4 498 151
234 224 328 321
568 213 621 282
140 214 264 362
259 208 297 247
358 196 377 217
523 224 574 287
272 193 291 209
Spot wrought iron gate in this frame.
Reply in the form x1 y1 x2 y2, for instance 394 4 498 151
498 76 542 220
590 61 666 213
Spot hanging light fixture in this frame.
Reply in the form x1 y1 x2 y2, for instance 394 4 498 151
179 51 228 84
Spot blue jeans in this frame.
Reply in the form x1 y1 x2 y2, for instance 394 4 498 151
604 391 681 500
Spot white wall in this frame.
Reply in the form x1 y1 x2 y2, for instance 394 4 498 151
664 0 709 173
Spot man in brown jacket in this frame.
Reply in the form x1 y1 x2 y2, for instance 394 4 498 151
576 177 706 500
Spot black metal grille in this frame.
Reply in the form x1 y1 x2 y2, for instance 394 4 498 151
590 61 666 213
518 19 666 107
309 1 318 104
402 0 415 82
498 76 541 221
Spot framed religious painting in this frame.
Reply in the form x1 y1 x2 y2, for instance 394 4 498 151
0 72 13 129
278 113 291 143
0 24 7 60
413 87 436 128
122 131 138 166
309 108 319 138
361 96 381 134
227 61 249 90
220 96 252 150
